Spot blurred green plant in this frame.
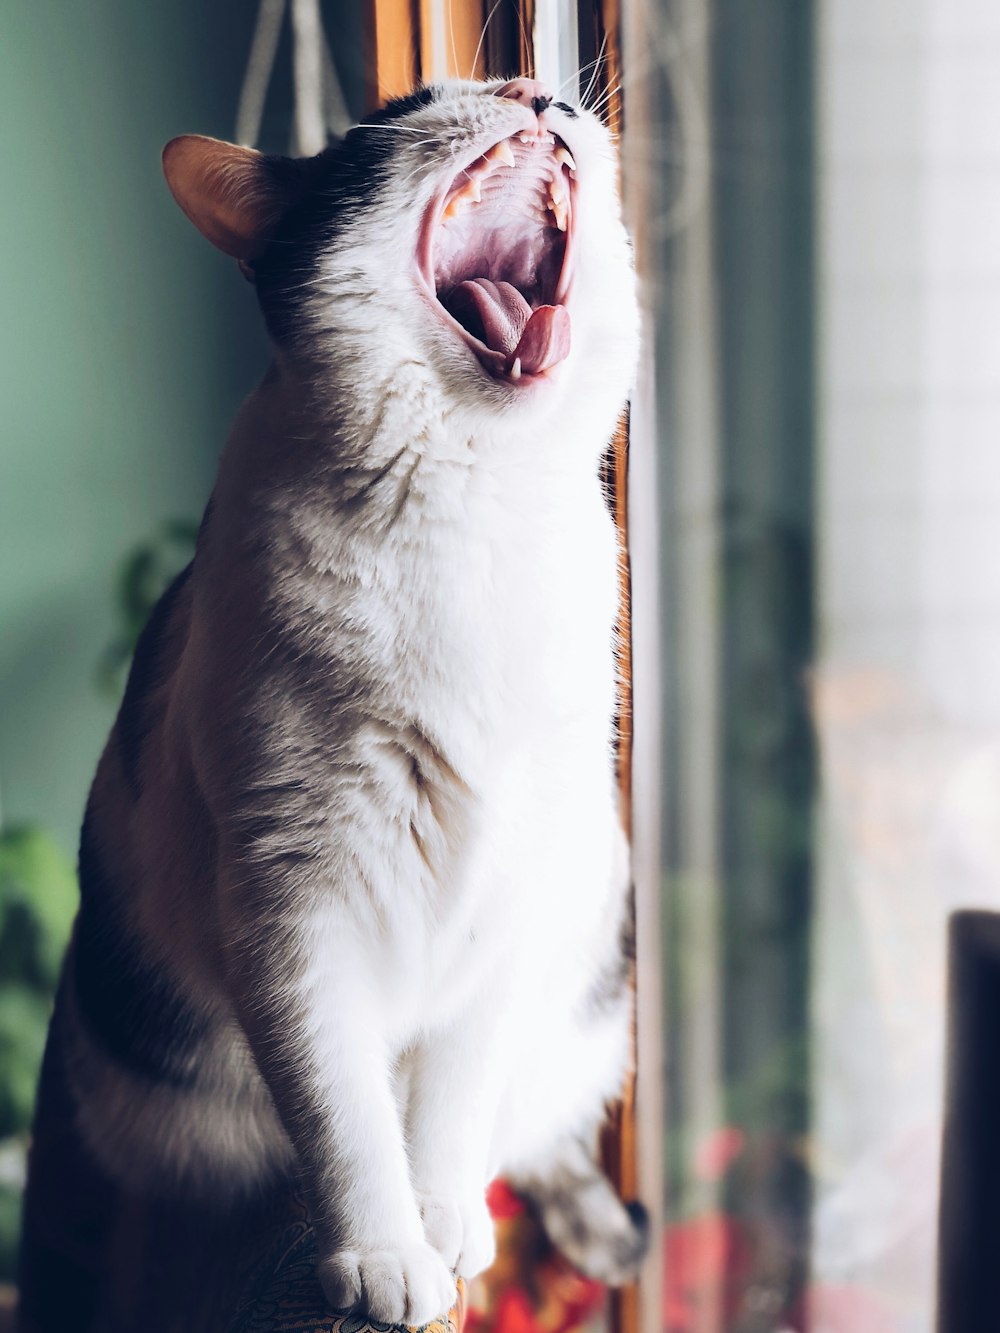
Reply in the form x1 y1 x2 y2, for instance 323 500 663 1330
0 823 77 1277
96 517 199 697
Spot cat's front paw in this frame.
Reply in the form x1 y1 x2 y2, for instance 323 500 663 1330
419 1194 496 1279
318 1242 457 1326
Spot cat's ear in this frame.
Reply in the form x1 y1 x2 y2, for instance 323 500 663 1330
162 135 299 263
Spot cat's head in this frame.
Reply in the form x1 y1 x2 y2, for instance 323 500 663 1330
163 79 636 428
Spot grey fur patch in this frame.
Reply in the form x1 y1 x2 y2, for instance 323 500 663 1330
515 1140 649 1285
73 810 208 1088
583 900 634 1017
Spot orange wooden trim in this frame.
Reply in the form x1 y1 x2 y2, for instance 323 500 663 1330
607 412 639 1333
418 0 488 81
454 0 488 80
596 7 637 1331
517 0 535 77
371 0 420 102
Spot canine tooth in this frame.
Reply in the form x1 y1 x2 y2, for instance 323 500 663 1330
551 198 568 231
509 357 522 380
443 193 470 220
490 139 516 168
444 179 481 218
555 146 576 172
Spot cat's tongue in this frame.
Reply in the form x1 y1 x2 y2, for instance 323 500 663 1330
444 279 571 376
508 305 570 377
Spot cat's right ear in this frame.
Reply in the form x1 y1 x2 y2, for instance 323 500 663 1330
162 136 300 268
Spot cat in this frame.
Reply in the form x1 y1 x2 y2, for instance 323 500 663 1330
18 76 646 1330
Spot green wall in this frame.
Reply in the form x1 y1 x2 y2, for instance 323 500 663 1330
0 1 272 850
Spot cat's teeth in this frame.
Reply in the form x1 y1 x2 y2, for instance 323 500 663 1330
489 139 516 168
554 146 577 173
547 177 570 231
509 357 522 380
443 178 482 219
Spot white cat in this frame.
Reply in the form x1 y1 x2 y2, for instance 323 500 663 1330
19 77 644 1330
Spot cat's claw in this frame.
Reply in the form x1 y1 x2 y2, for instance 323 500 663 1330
318 1243 457 1327
419 1194 496 1279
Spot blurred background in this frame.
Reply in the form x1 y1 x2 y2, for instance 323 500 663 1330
2 0 1000 1330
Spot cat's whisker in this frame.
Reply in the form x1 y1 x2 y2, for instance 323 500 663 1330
513 2 534 78
469 0 504 82
356 123 436 135
579 33 609 111
447 0 460 81
586 78 622 123
552 48 606 106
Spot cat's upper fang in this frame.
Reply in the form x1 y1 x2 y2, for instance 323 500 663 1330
438 134 574 234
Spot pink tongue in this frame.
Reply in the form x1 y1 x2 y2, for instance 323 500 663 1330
509 305 571 375
447 279 531 354
446 279 571 376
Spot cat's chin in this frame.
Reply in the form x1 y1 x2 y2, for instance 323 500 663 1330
416 128 576 388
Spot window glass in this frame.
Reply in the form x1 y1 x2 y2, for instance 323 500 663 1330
625 1 1000 1329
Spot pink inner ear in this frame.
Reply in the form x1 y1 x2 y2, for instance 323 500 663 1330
162 135 280 261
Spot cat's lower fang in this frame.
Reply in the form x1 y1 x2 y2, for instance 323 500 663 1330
547 177 570 231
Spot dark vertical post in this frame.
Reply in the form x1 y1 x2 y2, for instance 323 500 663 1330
938 912 1000 1332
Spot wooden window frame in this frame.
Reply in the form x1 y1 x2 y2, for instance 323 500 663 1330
364 10 641 1333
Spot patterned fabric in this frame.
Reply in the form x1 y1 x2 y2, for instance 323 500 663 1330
228 1184 604 1333
228 1197 466 1333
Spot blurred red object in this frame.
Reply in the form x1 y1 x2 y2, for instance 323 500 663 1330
663 1212 751 1331
486 1179 527 1220
693 1127 746 1182
468 1180 606 1333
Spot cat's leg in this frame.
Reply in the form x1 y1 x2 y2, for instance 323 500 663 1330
509 1133 648 1284
405 1007 505 1281
216 861 457 1326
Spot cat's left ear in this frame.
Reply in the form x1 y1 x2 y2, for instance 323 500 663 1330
162 135 302 271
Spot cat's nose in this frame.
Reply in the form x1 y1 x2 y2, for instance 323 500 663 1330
493 78 554 117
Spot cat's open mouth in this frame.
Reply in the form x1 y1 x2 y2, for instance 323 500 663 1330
418 130 575 384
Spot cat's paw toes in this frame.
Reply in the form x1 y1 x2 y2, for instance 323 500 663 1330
319 1243 457 1327
318 1251 362 1311
419 1196 463 1268
418 1192 496 1279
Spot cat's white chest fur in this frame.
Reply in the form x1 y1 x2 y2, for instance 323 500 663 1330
205 367 625 1045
